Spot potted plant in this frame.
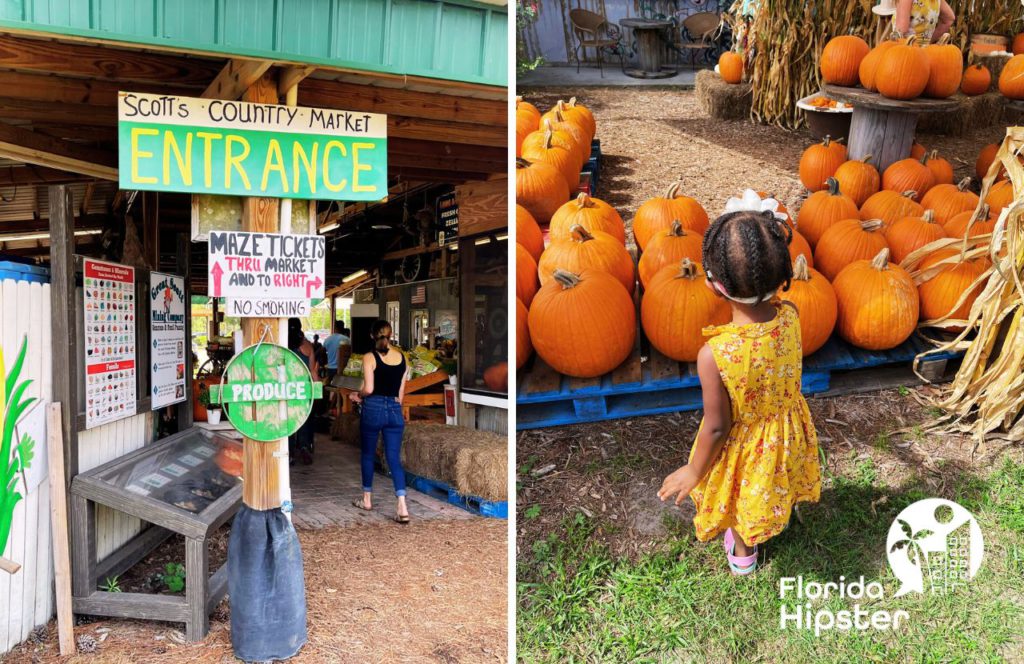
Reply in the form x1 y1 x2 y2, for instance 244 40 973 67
199 387 221 424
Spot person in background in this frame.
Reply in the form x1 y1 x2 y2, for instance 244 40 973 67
350 320 411 524
893 0 954 43
288 318 320 465
322 321 351 381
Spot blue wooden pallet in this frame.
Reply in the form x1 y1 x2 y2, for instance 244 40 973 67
406 472 508 519
516 333 962 430
581 139 602 193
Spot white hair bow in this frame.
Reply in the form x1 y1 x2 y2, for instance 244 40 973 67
723 189 788 222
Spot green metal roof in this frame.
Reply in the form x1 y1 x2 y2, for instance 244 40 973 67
0 0 507 87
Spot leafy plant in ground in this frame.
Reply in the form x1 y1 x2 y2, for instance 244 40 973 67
161 563 186 593
1 337 37 558
100 575 122 593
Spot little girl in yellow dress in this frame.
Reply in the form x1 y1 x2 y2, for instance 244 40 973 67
658 193 821 576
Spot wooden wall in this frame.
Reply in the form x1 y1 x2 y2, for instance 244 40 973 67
0 276 53 653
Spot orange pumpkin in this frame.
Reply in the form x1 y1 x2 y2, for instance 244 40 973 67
859 40 899 91
542 109 590 165
516 157 570 224
542 100 594 143
833 248 919 350
799 135 847 191
632 182 709 250
790 229 815 268
528 269 636 377
876 37 930 100
641 259 731 362
910 142 927 160
719 52 744 83
516 109 538 158
516 297 532 369
882 156 935 201
917 249 987 327
538 225 635 294
521 126 580 193
1014 33 1024 55
984 179 1014 214
944 205 997 238
999 54 1024 99
549 192 626 244
821 35 870 86
516 242 539 307
975 143 1004 181
859 189 925 227
483 362 508 392
516 204 545 262
522 119 586 170
924 150 954 185
961 64 991 96
796 177 860 248
833 154 880 207
815 218 890 280
637 220 704 287
886 210 947 263
923 34 963 99
920 177 980 224
516 96 541 125
781 255 837 356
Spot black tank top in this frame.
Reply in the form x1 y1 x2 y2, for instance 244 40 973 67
371 349 405 397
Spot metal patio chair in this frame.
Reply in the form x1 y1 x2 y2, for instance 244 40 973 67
569 8 624 78
679 12 724 68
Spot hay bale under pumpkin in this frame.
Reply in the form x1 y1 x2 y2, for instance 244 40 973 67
917 92 1005 136
695 69 752 121
398 422 507 502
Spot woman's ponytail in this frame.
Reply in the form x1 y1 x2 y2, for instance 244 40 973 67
370 320 392 353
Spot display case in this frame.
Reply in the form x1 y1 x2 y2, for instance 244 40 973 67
69 428 243 640
459 234 508 396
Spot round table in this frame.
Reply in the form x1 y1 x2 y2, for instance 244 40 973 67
822 85 960 172
620 18 677 79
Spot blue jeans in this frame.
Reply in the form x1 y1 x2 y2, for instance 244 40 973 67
360 395 406 496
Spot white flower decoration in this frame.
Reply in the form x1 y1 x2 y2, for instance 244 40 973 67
724 188 788 222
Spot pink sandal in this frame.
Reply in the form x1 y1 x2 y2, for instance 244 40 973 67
724 528 758 576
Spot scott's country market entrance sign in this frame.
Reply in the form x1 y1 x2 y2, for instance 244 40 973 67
118 91 387 200
208 230 325 316
209 344 323 441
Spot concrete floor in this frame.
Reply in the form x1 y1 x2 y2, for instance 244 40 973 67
518 64 703 88
289 431 473 529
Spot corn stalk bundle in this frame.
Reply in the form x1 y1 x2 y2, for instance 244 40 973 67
947 0 1024 53
913 127 1024 445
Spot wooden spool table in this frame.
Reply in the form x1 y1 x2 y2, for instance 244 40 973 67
620 18 677 79
822 85 960 172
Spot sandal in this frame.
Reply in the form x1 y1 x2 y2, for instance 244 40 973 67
352 499 373 512
394 514 410 524
724 528 758 576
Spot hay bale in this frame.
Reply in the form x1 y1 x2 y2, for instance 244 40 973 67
400 423 507 501
695 69 752 121
331 411 360 445
917 92 1005 136
978 53 1011 90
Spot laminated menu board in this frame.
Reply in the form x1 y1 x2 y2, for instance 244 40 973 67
84 259 137 429
150 272 187 409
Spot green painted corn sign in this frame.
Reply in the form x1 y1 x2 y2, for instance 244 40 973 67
209 343 323 442
118 91 387 200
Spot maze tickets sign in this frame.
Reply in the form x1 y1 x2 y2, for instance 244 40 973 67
208 231 325 310
209 343 323 441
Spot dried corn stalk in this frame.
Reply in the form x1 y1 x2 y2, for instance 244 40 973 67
914 127 1024 444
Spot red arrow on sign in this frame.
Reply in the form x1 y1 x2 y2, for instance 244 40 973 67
306 275 323 298
211 262 224 298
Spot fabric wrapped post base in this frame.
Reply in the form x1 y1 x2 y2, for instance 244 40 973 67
227 505 307 661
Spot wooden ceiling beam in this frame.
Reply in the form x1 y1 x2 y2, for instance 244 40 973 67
387 116 504 147
385 166 478 183
0 70 196 107
0 214 108 235
278 66 317 96
0 97 117 127
298 78 505 127
203 59 275 100
388 137 505 163
0 165 94 185
0 34 221 86
0 123 118 181
387 152 503 175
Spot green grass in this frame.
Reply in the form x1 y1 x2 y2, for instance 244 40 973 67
517 460 1024 663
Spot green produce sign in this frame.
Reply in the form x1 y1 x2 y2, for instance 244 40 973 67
209 343 323 442
118 91 387 200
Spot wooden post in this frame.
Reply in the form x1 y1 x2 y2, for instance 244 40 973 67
47 403 76 656
48 185 79 485
240 73 284 510
142 191 159 269
176 233 194 431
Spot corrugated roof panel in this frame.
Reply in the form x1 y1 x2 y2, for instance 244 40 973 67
0 0 507 86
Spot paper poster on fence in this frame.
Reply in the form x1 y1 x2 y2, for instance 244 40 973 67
84 259 137 429
150 272 187 410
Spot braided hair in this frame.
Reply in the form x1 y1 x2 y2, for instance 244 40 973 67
701 209 793 302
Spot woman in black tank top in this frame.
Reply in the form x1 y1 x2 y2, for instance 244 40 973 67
349 321 411 523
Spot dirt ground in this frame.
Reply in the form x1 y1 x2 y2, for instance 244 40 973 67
6 520 507 664
521 86 1003 244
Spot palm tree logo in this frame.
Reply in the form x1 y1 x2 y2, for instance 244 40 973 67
889 518 933 580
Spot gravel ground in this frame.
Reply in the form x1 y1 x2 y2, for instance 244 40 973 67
7 520 507 664
520 86 1004 245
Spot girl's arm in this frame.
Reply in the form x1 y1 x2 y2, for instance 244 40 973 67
893 0 912 36
658 344 733 505
932 2 954 41
352 353 375 402
398 363 408 405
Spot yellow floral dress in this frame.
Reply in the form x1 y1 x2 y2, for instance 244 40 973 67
688 303 821 546
893 0 940 43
